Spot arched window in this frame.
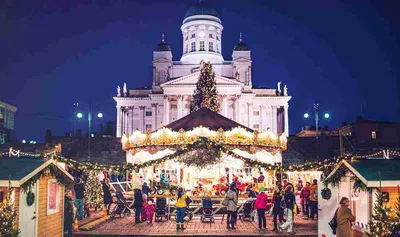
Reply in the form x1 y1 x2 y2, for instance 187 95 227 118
209 42 214 52
191 42 196 52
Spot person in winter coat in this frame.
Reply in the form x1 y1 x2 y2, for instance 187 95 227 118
254 186 268 230
133 189 144 223
308 179 318 220
336 197 355 237
271 184 285 231
300 182 311 218
74 178 85 220
64 190 75 237
145 200 155 224
102 179 113 215
175 187 190 230
225 182 239 229
279 185 296 235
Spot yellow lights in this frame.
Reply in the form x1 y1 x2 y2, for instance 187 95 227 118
123 126 286 151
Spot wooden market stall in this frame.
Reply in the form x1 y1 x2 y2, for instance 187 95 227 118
318 159 400 237
0 156 74 237
122 108 287 197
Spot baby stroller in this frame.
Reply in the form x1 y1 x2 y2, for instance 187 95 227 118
111 191 131 218
200 196 214 223
184 196 193 220
155 197 169 222
239 200 255 221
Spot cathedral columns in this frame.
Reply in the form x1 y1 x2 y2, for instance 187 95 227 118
151 103 158 131
223 95 228 117
128 106 134 134
260 105 263 131
271 105 277 133
247 102 253 128
235 95 241 123
116 106 122 137
139 106 146 132
284 104 289 136
177 95 183 119
163 95 170 125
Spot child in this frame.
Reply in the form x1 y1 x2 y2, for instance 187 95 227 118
145 200 155 224
141 193 148 221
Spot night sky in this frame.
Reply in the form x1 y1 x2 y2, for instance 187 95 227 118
1 0 399 142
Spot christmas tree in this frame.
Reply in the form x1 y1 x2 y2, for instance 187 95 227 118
84 172 103 210
190 61 220 112
0 188 20 237
367 190 395 237
392 195 400 235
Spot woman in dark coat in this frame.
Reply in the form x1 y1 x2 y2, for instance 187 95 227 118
271 184 284 232
64 190 74 237
142 182 150 200
133 188 144 223
102 179 113 215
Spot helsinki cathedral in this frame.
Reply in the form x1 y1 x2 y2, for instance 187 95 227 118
114 1 291 137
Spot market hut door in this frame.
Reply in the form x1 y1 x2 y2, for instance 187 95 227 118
19 183 38 237
317 182 338 237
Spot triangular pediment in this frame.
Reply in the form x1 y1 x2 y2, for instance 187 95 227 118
160 72 244 87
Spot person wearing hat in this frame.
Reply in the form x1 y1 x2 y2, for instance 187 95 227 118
254 186 268 230
300 182 311 218
224 182 239 229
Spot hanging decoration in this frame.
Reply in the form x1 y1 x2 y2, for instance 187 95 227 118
321 187 332 200
26 191 35 206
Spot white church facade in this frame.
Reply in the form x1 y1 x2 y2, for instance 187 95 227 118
114 1 291 137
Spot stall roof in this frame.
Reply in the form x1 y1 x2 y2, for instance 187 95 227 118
165 107 253 132
0 156 73 187
327 158 400 187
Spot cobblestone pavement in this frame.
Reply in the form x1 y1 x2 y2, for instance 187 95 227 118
75 214 317 236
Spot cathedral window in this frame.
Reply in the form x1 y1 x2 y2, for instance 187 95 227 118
216 35 220 41
191 33 196 39
146 111 152 116
200 41 205 51
216 44 219 53
253 111 260 116
209 33 213 38
191 42 196 52
209 42 214 52
185 44 188 53
253 124 260 130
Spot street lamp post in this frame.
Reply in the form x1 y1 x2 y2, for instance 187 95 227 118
304 103 330 159
75 101 103 162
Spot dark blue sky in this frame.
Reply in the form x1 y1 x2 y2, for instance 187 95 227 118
1 0 399 142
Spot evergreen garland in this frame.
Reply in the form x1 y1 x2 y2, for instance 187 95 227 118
190 61 220 112
366 189 396 237
321 187 332 200
84 172 103 210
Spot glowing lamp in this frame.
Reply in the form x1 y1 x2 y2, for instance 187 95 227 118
97 112 103 118
303 113 309 119
76 112 83 118
324 113 330 119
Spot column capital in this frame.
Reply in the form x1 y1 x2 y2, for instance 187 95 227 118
163 95 169 100
235 95 241 99
247 102 253 106
177 95 182 99
151 103 158 108
139 106 146 110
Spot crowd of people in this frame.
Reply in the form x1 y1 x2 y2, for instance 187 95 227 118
63 167 323 236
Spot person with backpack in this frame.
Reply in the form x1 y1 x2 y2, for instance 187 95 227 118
271 184 284 232
336 197 355 237
300 182 311 218
279 185 296 235
308 179 318 220
224 183 238 229
254 186 268 230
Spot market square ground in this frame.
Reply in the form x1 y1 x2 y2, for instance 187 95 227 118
75 212 317 236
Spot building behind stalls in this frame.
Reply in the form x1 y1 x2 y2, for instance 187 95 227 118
0 100 17 144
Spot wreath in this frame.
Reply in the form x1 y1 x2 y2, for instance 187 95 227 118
26 191 35 206
321 187 332 200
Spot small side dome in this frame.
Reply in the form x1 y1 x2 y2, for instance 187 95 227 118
233 32 250 51
155 33 171 52
184 0 219 19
